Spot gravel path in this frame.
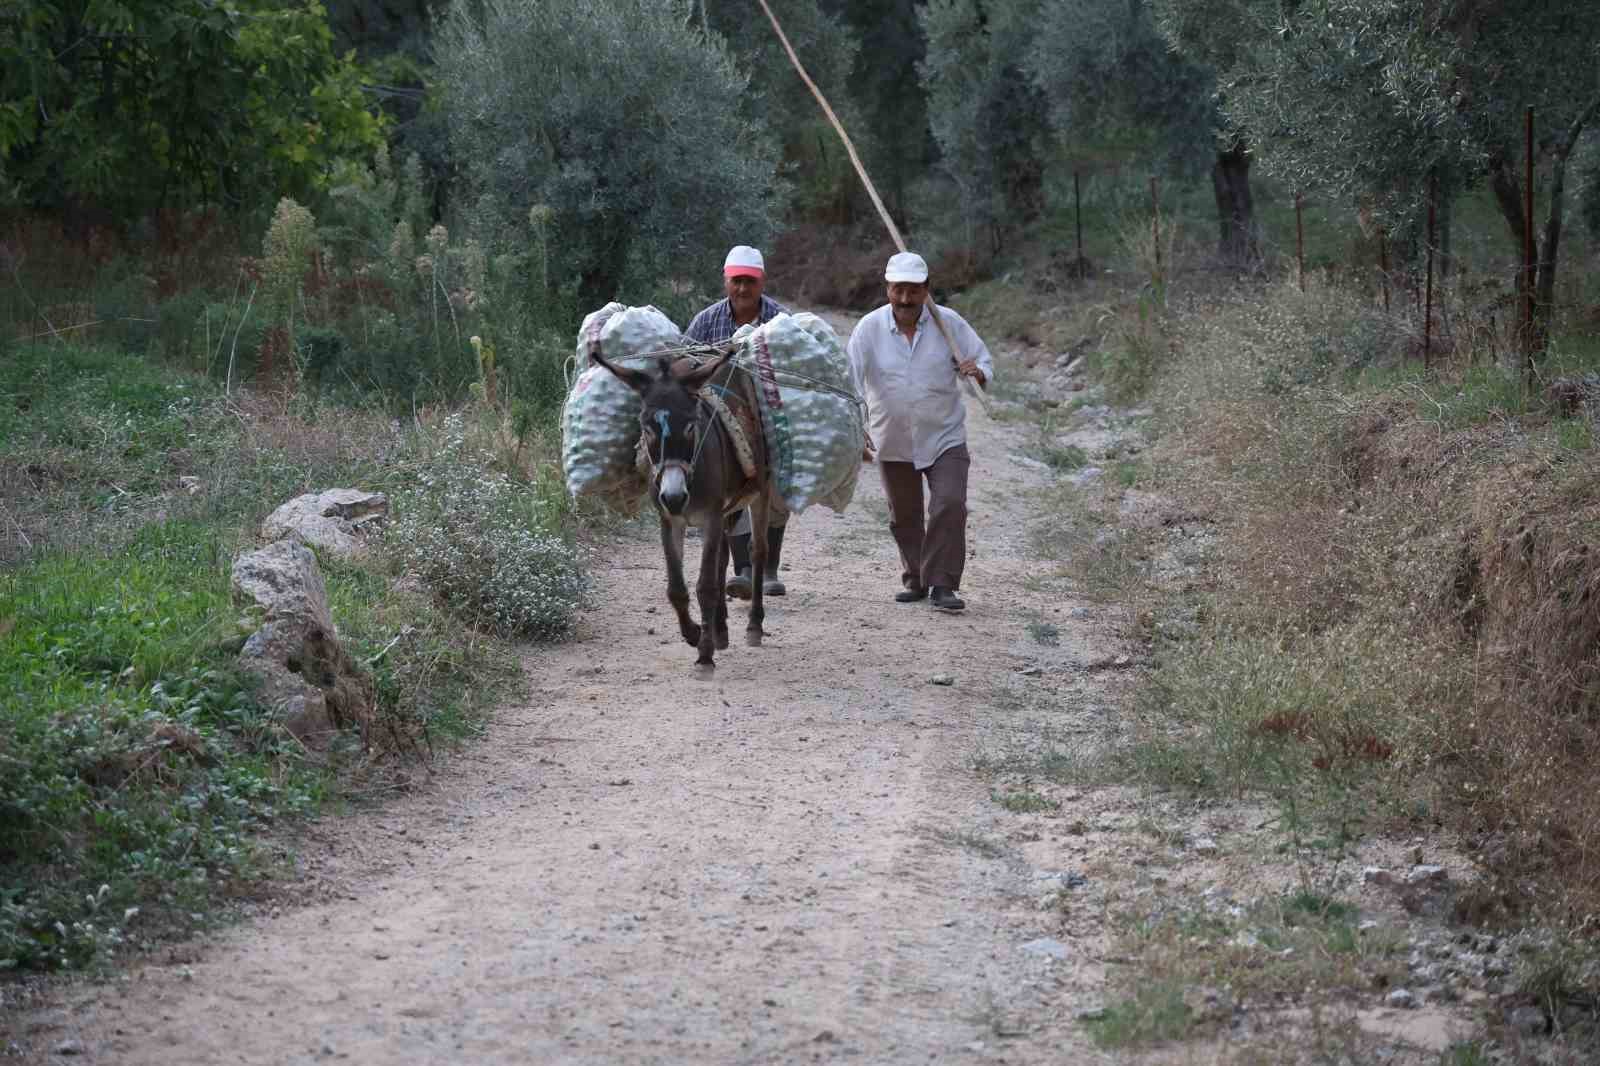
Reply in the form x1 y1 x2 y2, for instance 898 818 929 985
20 312 1137 1064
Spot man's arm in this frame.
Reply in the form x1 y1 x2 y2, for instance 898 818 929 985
949 311 994 390
846 321 874 461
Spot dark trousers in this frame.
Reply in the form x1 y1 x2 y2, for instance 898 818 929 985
878 444 970 591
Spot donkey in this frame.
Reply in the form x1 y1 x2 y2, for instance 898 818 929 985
590 350 773 666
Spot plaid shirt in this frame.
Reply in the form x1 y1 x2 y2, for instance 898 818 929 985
684 295 788 345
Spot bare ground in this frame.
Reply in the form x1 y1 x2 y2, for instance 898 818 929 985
7 312 1491 1064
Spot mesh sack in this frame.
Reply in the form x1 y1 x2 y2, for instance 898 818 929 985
561 305 684 508
736 313 864 514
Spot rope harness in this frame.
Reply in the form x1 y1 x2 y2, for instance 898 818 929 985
637 388 761 516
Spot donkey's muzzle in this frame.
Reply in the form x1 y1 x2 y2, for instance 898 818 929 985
658 465 689 515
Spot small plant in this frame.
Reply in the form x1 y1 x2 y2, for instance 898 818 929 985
1026 619 1061 646
385 415 589 639
1041 443 1089 472
991 785 1061 813
1081 981 1193 1048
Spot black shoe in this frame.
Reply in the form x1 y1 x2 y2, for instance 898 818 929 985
895 586 928 603
930 586 965 611
727 566 753 600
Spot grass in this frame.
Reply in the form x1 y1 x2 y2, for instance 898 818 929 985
1080 981 1193 1048
0 341 573 971
1025 619 1060 646
991 785 1061 813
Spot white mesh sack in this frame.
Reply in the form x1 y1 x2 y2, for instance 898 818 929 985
736 313 864 514
561 304 684 508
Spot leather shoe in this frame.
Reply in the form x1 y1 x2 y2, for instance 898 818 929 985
894 585 928 603
930 586 965 611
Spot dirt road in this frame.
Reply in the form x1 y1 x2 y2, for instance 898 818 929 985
18 311 1157 1065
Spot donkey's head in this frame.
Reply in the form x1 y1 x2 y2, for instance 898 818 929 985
592 351 729 515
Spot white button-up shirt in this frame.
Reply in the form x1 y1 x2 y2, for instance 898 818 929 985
846 302 995 469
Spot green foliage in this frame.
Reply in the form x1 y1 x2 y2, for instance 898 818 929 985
0 0 385 219
0 522 323 970
1080 981 1193 1048
699 0 861 222
918 0 1051 255
385 415 589 639
432 0 787 309
1025 0 1214 178
1188 0 1600 296
818 0 929 222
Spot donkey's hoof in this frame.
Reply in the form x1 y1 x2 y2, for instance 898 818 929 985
682 624 702 647
695 654 715 668
745 629 764 647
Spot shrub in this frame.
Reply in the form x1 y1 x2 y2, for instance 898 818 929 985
432 0 787 308
386 415 589 639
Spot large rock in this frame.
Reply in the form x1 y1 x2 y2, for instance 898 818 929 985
260 489 388 560
231 539 372 749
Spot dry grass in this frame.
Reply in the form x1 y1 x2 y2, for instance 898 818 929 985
1116 272 1600 928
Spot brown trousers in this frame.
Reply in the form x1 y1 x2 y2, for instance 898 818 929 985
878 443 970 591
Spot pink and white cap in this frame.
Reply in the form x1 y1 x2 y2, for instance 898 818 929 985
723 245 765 278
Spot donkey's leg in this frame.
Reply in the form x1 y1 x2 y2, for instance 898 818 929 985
694 519 722 665
746 494 769 647
714 516 732 650
659 513 700 647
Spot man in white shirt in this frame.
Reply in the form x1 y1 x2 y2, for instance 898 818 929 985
847 251 994 612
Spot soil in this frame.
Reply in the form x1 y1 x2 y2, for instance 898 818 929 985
6 311 1491 1064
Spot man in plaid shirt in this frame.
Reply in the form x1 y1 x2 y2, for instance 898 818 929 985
685 245 792 600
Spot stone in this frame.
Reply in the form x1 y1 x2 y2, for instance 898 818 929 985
232 539 372 748
929 674 955 686
1362 867 1394 886
1019 937 1069 960
1508 1005 1545 1036
260 489 388 560
1191 836 1220 855
1404 865 1447 886
1386 988 1415 1009
53 1040 84 1056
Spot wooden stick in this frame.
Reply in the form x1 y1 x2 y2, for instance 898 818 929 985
753 0 990 413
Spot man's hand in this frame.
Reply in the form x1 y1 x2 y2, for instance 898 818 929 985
862 432 875 464
957 358 986 387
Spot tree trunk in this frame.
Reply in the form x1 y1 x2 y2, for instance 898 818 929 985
1211 140 1257 267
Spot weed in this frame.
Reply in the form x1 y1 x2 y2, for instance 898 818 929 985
1555 415 1593 451
1081 981 1193 1048
1025 619 1061 646
1041 443 1089 472
991 785 1061 813
929 827 1008 860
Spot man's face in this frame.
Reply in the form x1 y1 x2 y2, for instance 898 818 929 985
725 271 764 317
888 281 928 325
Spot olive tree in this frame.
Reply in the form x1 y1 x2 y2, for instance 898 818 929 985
919 0 1052 257
1025 0 1220 250
1200 0 1600 346
433 0 787 309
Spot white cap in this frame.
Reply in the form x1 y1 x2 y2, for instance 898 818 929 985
723 245 765 278
884 251 928 283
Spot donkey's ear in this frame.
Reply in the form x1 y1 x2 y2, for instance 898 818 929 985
591 351 651 394
675 350 730 392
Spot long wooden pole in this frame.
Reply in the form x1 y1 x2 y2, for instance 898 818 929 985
754 0 988 411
